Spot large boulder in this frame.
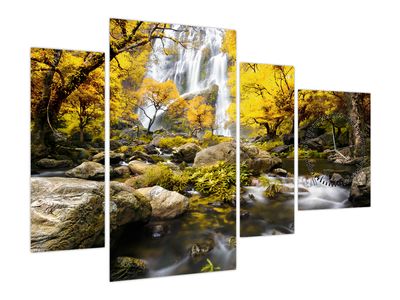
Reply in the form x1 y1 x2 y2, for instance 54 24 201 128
128 160 152 175
36 158 73 169
109 182 152 232
270 145 290 154
193 142 281 175
136 186 189 219
113 165 131 178
189 238 215 258
110 256 147 281
92 151 124 164
173 142 201 163
241 144 282 175
30 177 104 252
301 137 325 151
55 146 91 162
193 142 236 167
144 144 159 155
182 84 219 106
124 175 145 189
65 161 105 180
349 167 371 207
128 151 155 163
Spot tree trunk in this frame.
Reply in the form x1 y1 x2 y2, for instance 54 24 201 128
347 93 364 157
80 127 84 144
31 50 62 160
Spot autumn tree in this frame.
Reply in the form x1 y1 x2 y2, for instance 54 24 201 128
222 30 237 102
187 96 215 136
298 89 370 158
30 49 104 158
109 19 194 134
30 20 191 159
238 63 294 139
137 78 181 133
62 68 104 143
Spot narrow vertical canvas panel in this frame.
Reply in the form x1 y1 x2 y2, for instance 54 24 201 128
298 90 371 210
239 63 295 237
109 19 237 281
30 48 105 251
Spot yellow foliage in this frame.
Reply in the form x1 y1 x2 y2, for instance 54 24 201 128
187 96 214 133
240 63 294 137
222 29 237 122
168 97 188 118
31 48 105 141
137 78 179 108
298 90 344 126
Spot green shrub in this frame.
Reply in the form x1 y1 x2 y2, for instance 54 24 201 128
259 176 282 198
240 163 252 186
191 162 236 203
298 148 328 159
141 164 190 193
256 140 284 152
158 136 199 149
201 130 233 147
118 145 145 154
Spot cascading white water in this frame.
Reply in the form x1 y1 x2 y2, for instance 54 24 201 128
138 26 232 136
297 176 351 210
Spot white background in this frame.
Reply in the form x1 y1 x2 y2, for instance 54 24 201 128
1 0 399 299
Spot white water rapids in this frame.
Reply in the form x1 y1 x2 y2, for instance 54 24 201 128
138 26 232 136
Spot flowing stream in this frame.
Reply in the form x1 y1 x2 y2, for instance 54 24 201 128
241 175 295 237
139 26 232 136
298 159 355 210
113 194 236 278
240 158 295 237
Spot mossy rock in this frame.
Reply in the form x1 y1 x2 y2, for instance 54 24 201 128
110 257 147 281
109 181 152 231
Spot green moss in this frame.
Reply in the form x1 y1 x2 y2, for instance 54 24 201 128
141 164 190 193
117 145 146 156
149 155 165 163
201 130 233 147
297 148 328 159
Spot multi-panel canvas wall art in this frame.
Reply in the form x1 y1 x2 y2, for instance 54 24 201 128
109 19 237 281
239 63 295 237
298 90 371 210
30 48 105 251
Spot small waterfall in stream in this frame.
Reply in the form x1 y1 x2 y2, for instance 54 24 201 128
298 176 351 210
138 26 232 136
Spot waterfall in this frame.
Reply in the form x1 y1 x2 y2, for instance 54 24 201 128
138 26 232 136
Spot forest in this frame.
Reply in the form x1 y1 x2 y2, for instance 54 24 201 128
298 90 371 210
30 48 105 252
239 63 295 237
108 19 238 280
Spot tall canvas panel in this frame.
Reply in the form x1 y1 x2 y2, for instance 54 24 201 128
298 90 371 210
30 48 105 251
109 19 237 281
239 63 295 237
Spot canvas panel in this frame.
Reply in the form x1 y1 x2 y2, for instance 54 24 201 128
109 19 237 281
298 90 371 210
30 48 105 252
239 63 295 237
